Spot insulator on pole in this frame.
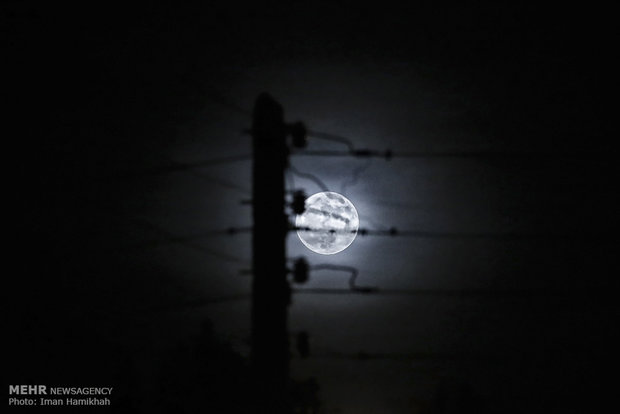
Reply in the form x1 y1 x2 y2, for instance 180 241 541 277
289 121 307 148
292 257 309 284
292 190 307 215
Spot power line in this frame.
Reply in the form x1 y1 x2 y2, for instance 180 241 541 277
306 130 355 152
308 264 376 291
291 149 615 160
100 154 252 181
118 225 610 251
288 164 329 192
306 350 509 363
339 157 372 195
299 129 616 160
200 86 252 117
116 221 251 264
148 286 575 314
176 74 252 117
147 285 584 314
153 151 251 193
151 294 252 312
292 287 574 297
294 226 610 240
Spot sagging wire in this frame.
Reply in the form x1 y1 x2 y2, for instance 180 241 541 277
101 154 252 181
311 264 375 292
298 128 392 160
121 218 251 265
153 150 250 194
339 157 372 195
305 130 355 152
288 258 377 293
288 164 329 192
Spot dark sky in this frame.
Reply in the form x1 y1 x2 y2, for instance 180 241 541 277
6 3 617 413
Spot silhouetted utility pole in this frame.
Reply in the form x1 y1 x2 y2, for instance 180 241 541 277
251 93 290 412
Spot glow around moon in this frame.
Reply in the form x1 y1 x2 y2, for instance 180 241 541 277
295 191 359 255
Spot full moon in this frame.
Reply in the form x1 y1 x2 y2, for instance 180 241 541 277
295 191 359 255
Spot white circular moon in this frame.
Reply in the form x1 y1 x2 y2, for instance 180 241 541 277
295 191 359 255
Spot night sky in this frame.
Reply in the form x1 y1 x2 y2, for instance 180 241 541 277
6 3 617 413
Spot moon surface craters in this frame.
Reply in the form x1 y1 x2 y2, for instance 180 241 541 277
295 191 359 255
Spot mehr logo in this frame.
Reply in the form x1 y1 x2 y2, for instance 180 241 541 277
9 385 113 407
9 385 47 395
